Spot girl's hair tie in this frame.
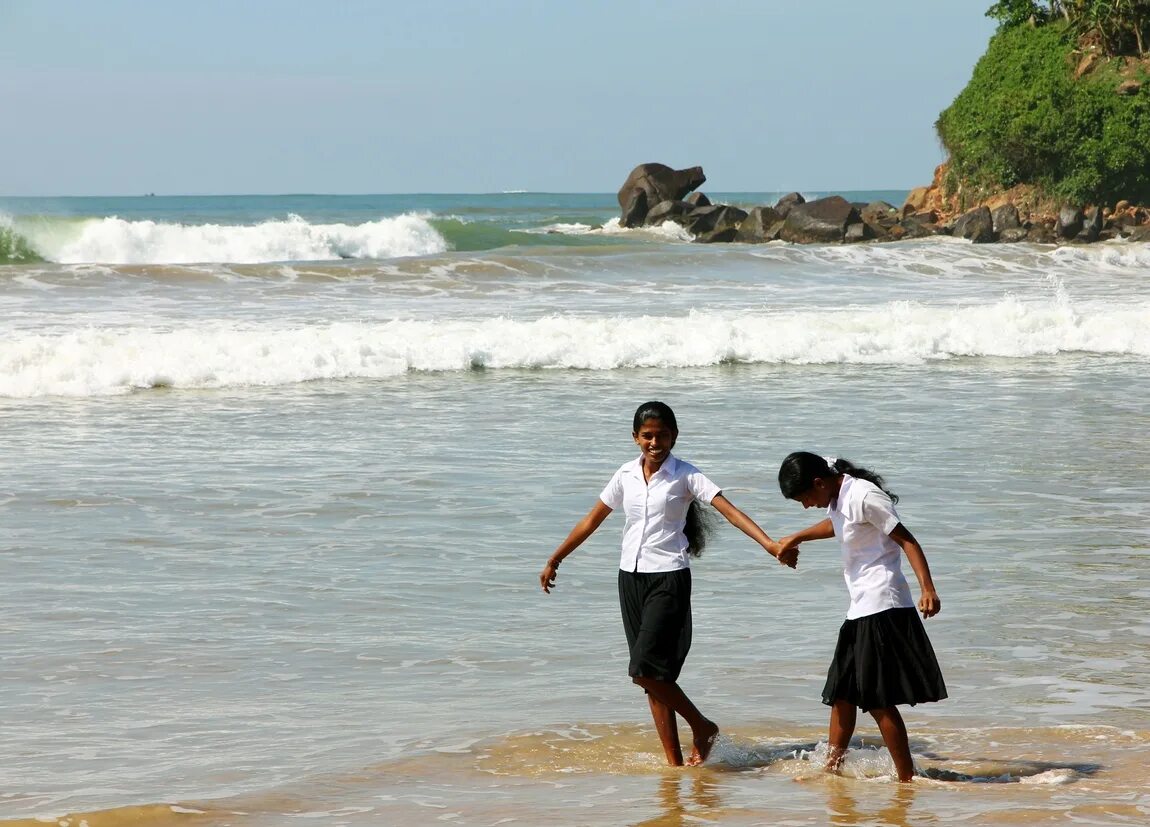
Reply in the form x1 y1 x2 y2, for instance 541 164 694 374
822 456 838 471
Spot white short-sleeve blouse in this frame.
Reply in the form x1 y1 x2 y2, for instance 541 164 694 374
599 453 721 573
827 475 915 619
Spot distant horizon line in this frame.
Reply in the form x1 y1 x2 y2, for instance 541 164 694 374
0 187 914 199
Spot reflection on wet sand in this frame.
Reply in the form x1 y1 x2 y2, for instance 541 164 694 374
827 782 932 827
630 775 725 827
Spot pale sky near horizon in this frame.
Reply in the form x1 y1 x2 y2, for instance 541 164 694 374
1 1 997 196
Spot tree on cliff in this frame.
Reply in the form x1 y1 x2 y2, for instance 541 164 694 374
937 9 1150 207
988 1 1150 56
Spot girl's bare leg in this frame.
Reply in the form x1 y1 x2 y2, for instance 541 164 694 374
826 700 857 774
646 695 684 765
870 706 915 781
633 677 718 766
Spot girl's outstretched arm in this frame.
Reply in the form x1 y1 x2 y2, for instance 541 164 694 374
540 500 613 593
889 523 940 618
779 518 835 555
710 494 798 568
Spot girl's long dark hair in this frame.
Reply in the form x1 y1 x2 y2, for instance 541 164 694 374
777 451 898 503
633 400 715 557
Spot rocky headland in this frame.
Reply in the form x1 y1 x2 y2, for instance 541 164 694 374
619 6 1150 247
616 161 1150 246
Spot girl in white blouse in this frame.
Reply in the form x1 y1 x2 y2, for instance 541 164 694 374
776 452 946 782
539 401 798 767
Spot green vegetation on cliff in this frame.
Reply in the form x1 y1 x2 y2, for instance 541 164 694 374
936 7 1150 207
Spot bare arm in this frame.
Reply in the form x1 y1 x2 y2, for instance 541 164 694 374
890 522 940 618
539 500 613 593
710 494 797 568
778 518 835 555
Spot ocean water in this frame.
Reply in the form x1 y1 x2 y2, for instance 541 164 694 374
1 192 1148 826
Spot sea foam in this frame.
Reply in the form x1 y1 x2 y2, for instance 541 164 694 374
2 296 1147 397
22 213 448 264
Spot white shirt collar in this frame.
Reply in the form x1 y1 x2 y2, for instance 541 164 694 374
628 452 679 480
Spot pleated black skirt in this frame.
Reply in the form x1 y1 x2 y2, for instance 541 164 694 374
822 606 947 711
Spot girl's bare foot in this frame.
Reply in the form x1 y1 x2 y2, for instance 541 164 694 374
686 721 719 766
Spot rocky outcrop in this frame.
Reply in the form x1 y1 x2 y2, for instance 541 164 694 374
645 200 695 227
615 161 1150 246
617 163 706 227
896 160 1150 245
774 192 806 218
1057 206 1084 238
951 206 996 243
992 204 1021 233
780 196 861 244
735 206 784 243
685 205 748 243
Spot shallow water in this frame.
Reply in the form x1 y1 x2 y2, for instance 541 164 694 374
1 194 1148 825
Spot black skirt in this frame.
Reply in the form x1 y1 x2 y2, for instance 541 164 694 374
618 568 692 682
822 606 947 711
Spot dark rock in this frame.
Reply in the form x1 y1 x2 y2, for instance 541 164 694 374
684 204 745 233
952 206 996 243
1027 223 1058 244
845 222 876 243
911 210 939 225
1076 207 1102 242
861 201 899 228
620 189 648 229
1057 205 1084 238
694 228 738 243
644 199 694 226
734 206 784 243
1111 210 1140 231
685 192 712 207
1128 225 1150 242
774 192 806 219
779 196 860 244
617 163 706 227
991 204 1021 233
687 205 748 243
998 227 1029 243
896 216 939 239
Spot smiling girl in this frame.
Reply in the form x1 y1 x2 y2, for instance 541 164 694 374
539 401 797 767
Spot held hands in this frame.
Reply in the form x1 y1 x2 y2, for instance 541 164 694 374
773 536 800 569
772 535 800 570
918 590 941 618
539 560 559 593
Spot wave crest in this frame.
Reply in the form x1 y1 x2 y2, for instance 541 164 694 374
2 297 1147 397
19 213 448 264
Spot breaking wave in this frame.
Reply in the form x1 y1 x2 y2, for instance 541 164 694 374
2 295 1147 397
7 213 449 264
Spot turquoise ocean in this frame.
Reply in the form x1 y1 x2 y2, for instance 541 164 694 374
1 192 1148 826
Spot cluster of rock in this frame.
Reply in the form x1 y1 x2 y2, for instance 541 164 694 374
616 162 1150 245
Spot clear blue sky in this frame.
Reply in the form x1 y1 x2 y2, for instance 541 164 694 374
1 1 996 196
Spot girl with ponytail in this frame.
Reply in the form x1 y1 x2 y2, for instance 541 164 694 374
539 401 798 767
777 451 946 782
